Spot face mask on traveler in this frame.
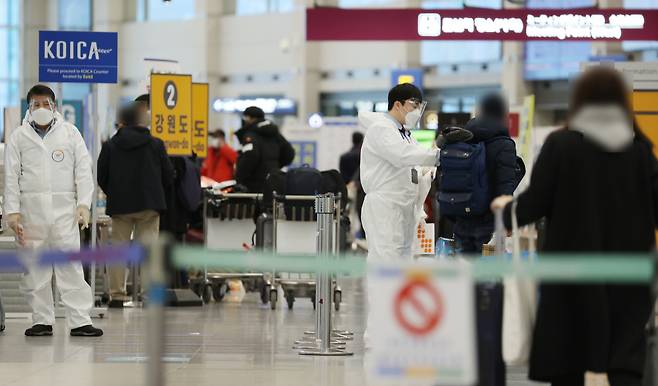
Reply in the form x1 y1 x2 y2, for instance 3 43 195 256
209 138 220 148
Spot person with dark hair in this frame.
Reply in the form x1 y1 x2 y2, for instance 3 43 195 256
97 101 173 305
359 83 438 345
339 132 364 183
201 128 237 183
234 106 295 192
491 66 657 386
5 84 102 336
451 92 520 253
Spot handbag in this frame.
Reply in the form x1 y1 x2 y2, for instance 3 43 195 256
501 200 537 366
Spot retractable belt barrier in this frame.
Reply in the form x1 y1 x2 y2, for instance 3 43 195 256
0 239 655 386
0 244 653 283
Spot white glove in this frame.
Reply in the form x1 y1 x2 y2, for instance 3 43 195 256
77 206 90 230
7 213 25 247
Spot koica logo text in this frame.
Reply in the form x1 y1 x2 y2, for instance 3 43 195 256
43 40 112 60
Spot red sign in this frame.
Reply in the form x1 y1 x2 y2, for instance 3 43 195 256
509 112 520 137
307 8 658 41
394 278 444 336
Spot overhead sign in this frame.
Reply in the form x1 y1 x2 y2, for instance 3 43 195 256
191 83 209 158
366 262 476 385
39 30 118 83
212 97 297 115
151 73 193 156
307 8 658 41
391 68 423 89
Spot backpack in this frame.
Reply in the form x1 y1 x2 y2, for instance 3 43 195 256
177 157 202 212
437 141 489 217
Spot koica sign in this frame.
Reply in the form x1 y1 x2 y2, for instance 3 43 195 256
39 30 118 84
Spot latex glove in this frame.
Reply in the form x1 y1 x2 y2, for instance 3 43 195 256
76 205 90 230
490 195 514 212
7 213 25 247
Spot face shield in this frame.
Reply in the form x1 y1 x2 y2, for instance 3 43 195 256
28 99 56 127
403 99 427 129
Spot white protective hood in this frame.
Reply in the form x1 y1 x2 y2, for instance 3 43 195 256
570 105 634 152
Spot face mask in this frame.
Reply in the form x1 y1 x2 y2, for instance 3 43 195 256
209 138 220 148
30 108 55 126
404 108 422 129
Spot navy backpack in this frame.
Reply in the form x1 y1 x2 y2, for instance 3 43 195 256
437 141 490 217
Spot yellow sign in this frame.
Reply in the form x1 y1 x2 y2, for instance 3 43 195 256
191 83 209 158
398 74 416 84
150 73 192 156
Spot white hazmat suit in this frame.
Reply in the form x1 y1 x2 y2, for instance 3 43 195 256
5 111 94 328
359 111 437 261
359 111 438 350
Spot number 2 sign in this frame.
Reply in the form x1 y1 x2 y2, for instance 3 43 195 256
150 73 192 156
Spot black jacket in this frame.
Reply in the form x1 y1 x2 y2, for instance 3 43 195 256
339 146 361 183
235 119 295 193
160 156 193 236
504 129 657 381
452 117 518 231
98 126 174 216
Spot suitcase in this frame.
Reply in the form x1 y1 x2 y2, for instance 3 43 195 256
476 282 506 386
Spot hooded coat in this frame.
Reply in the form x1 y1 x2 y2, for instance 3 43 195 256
97 126 174 216
502 116 658 382
234 119 295 193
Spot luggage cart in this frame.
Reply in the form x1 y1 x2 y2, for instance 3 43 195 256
190 190 271 304
266 193 343 311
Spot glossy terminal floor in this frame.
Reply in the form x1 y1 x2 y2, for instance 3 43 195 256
0 278 546 386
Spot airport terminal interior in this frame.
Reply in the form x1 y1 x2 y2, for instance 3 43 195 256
1 1 658 386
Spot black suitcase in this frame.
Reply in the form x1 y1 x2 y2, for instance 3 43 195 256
476 282 506 386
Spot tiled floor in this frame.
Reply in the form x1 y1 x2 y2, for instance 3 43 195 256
0 278 546 386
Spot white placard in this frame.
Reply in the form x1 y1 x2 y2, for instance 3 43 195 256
367 260 476 386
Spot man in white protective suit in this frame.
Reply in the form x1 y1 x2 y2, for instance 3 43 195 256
359 83 438 261
359 83 438 346
4 84 103 337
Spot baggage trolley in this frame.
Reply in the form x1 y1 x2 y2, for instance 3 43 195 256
191 190 271 304
265 193 343 311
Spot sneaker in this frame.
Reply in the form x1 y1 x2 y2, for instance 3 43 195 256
70 325 103 337
25 324 53 336
1 324 5 332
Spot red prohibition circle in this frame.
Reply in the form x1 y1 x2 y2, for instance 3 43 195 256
394 279 444 336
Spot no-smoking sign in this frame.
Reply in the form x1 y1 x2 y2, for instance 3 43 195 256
394 278 444 336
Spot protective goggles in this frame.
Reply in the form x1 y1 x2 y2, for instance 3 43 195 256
29 99 55 111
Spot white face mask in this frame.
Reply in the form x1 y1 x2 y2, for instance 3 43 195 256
404 108 422 129
30 108 55 126
209 138 220 148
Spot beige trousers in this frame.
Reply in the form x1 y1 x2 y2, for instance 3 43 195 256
109 210 160 296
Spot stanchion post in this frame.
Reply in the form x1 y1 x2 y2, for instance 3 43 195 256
298 193 352 356
144 237 169 386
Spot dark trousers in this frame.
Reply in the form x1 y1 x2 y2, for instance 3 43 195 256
454 218 494 254
552 371 642 386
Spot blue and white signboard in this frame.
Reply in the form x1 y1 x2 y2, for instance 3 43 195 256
39 30 118 83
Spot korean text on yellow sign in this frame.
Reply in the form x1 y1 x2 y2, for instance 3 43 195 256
191 83 209 158
150 73 192 156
